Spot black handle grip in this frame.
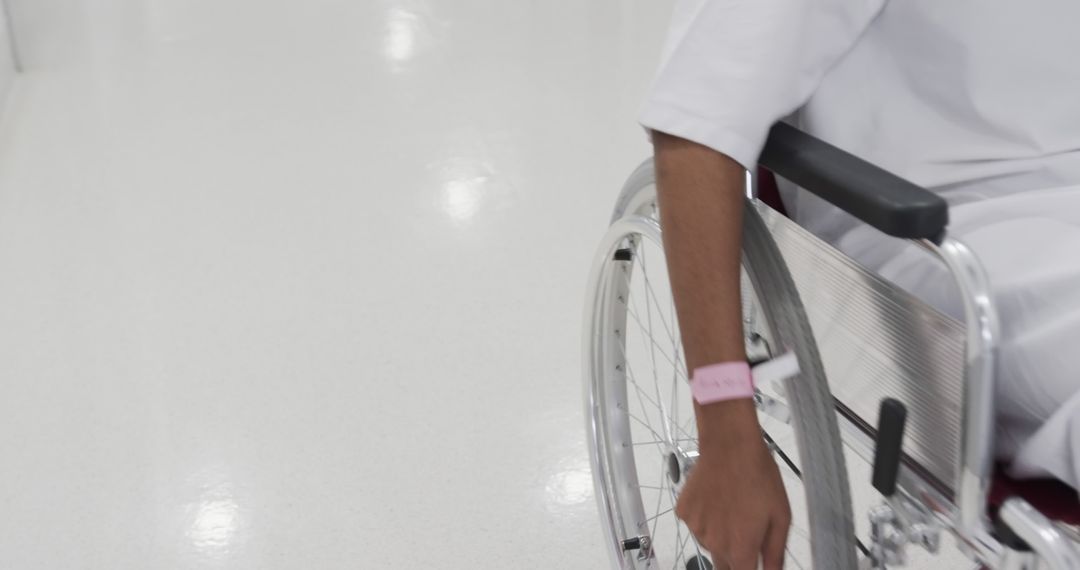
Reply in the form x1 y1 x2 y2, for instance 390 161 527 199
872 398 908 497
759 123 949 243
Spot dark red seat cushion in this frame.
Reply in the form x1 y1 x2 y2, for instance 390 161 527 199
990 465 1080 525
757 168 788 215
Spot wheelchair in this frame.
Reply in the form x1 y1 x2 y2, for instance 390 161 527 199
582 123 1080 569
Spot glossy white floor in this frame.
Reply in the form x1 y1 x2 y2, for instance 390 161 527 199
0 2 967 568
0 1 662 568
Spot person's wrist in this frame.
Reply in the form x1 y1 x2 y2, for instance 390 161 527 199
694 398 762 452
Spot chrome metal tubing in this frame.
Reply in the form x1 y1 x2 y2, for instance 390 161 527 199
609 160 655 224
999 498 1080 570
917 237 1000 538
583 220 625 568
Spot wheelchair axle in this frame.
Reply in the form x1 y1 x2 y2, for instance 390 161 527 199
666 448 698 490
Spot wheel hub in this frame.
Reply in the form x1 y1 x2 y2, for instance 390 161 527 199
666 448 698 490
667 452 682 485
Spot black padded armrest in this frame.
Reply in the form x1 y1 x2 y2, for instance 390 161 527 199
759 123 948 242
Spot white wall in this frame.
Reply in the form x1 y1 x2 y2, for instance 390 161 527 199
0 1 17 107
3 0 84 70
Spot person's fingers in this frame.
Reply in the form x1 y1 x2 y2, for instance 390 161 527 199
712 555 733 570
761 517 789 570
675 498 691 524
681 509 704 541
685 523 714 560
727 553 757 570
696 530 717 558
704 540 731 570
728 537 762 570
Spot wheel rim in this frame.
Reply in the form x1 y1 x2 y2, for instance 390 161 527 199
585 179 859 568
585 213 705 569
586 215 820 569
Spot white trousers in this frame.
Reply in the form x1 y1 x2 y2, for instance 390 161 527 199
826 185 1080 489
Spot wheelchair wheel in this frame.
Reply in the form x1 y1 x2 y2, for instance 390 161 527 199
583 160 859 569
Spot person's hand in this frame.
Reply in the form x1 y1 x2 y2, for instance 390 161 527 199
676 402 791 570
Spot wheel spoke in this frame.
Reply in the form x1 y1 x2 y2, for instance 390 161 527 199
789 523 811 542
627 374 668 447
620 336 696 443
666 482 688 569
681 415 696 440
648 463 669 544
627 412 669 458
687 528 706 569
669 288 681 450
634 246 675 445
631 438 695 447
644 506 674 525
672 519 684 570
624 360 664 416
637 242 682 359
787 545 806 570
669 343 682 454
625 306 687 380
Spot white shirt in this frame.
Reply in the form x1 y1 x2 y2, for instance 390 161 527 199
641 0 1080 239
640 0 1080 486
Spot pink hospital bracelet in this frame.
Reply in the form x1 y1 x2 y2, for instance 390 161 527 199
690 361 753 404
690 353 800 405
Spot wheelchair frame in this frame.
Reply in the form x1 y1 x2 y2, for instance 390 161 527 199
753 124 1079 569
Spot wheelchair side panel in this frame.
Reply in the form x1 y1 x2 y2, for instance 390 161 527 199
759 204 967 491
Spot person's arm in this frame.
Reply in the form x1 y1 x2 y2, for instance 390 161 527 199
653 131 790 570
